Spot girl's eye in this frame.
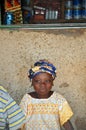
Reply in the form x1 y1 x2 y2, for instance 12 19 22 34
34 80 41 83
45 80 51 83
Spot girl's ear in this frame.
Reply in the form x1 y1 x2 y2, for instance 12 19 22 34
32 80 34 86
52 80 54 86
52 79 55 86
31 81 33 86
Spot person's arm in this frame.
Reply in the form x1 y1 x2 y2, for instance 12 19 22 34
56 93 74 130
5 95 25 130
0 86 25 130
63 120 74 130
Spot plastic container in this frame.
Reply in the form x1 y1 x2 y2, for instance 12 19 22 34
65 9 73 19
82 0 86 8
65 0 73 8
73 9 82 19
82 9 86 19
4 12 13 25
73 0 81 9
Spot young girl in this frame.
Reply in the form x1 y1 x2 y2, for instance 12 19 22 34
20 60 74 130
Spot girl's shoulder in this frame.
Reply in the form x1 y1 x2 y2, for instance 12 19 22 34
53 91 67 103
21 92 38 101
54 91 64 98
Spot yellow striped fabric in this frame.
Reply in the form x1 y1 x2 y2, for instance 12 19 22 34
0 85 25 130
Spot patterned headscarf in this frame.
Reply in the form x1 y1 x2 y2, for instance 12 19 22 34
28 60 56 80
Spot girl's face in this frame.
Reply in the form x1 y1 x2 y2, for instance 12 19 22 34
32 72 53 98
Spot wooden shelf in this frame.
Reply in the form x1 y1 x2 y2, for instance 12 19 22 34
27 0 86 24
29 19 86 24
0 0 86 25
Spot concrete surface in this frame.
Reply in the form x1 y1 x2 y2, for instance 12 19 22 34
0 28 86 130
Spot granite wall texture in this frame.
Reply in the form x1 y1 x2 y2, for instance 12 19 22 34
0 29 86 130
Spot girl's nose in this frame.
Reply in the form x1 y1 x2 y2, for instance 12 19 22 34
40 81 46 85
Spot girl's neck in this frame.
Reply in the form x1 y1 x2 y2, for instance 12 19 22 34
29 91 53 99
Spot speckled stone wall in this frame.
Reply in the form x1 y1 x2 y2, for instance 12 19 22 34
0 29 86 130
